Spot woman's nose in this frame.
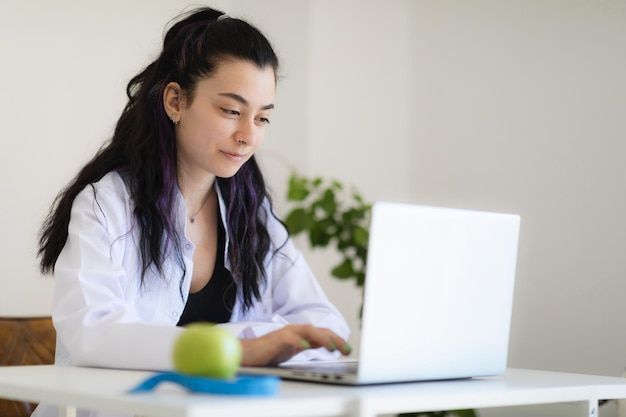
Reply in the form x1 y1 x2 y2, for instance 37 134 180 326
235 120 257 145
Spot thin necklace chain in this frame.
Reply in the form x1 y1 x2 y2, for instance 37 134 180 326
189 190 212 224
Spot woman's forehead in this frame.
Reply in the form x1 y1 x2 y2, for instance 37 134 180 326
196 60 276 105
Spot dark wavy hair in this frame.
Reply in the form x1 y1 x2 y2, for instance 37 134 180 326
38 7 282 310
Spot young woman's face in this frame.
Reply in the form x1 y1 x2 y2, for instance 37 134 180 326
174 59 276 180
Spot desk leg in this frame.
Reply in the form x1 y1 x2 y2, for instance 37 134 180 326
59 405 77 417
579 399 598 417
618 399 626 417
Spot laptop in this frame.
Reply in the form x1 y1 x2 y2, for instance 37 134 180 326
240 201 521 385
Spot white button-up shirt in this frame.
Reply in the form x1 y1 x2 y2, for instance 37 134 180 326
51 171 350 371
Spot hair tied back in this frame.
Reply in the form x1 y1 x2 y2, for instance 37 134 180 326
217 13 230 22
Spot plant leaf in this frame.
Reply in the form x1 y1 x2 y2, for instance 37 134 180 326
356 271 366 287
284 208 311 235
331 258 355 279
353 226 369 245
287 175 310 201
310 222 332 247
318 188 337 213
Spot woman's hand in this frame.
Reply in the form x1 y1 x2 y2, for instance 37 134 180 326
240 324 351 366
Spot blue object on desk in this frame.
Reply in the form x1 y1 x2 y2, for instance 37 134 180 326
129 372 281 396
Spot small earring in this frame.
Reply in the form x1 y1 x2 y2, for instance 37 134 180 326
170 115 178 125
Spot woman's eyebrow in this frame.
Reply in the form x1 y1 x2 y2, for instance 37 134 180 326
218 92 274 110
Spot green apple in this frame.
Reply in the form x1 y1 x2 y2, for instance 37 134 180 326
172 323 242 379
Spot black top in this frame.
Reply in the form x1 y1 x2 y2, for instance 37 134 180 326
177 216 236 326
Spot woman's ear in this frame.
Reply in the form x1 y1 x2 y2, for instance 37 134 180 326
163 82 183 124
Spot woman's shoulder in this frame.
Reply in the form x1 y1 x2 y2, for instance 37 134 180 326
72 171 133 219
76 171 130 199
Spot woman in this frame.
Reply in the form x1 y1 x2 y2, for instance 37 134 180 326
37 5 350 382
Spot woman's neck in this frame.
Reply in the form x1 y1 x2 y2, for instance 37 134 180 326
178 170 217 224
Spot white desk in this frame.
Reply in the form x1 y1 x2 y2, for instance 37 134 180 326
1 365 626 417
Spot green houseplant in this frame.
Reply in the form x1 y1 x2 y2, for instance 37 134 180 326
284 172 371 288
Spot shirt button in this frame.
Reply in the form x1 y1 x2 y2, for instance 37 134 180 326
185 243 192 251
170 311 178 320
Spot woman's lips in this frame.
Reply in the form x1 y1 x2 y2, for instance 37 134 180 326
221 150 246 162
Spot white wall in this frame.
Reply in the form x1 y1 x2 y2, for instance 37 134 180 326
3 2 626 412
405 0 626 379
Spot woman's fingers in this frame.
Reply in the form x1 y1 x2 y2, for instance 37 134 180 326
240 329 308 366
291 324 352 355
239 324 352 366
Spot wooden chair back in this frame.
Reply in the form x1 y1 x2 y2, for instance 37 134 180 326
0 317 56 417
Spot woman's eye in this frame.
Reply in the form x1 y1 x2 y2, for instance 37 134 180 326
258 117 271 125
221 108 240 116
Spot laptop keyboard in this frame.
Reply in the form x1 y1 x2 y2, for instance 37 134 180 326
280 360 359 375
